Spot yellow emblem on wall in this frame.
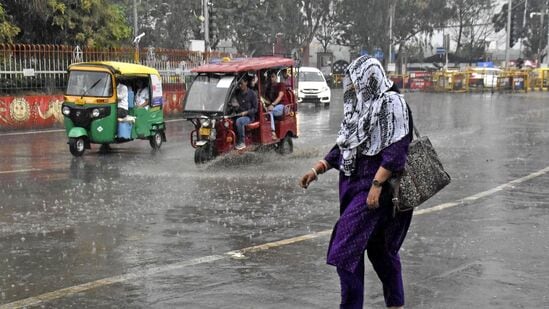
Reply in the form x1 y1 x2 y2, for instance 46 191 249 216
9 98 31 122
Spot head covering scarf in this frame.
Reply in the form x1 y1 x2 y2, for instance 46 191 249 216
336 56 410 176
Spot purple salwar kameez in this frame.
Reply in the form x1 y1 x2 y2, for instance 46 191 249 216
324 136 413 307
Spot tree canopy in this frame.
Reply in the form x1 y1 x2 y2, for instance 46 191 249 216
0 0 523 64
493 0 547 62
1 0 131 47
0 3 19 43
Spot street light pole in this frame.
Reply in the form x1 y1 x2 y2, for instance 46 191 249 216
530 10 549 66
133 0 139 63
546 4 549 66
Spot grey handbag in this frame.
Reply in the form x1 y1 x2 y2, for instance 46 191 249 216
389 114 451 214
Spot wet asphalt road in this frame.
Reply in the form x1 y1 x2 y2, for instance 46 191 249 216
1 90 549 308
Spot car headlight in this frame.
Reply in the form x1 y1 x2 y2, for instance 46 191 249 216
62 106 71 116
91 108 100 118
322 86 330 92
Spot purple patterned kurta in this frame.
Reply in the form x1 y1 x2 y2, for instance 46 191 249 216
323 136 412 274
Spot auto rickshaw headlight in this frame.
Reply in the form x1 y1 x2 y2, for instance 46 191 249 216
200 119 211 128
62 106 71 116
91 108 100 118
223 119 230 128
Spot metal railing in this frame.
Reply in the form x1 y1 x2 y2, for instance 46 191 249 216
0 44 232 95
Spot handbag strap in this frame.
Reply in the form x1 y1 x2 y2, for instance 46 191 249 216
390 177 402 217
405 102 420 140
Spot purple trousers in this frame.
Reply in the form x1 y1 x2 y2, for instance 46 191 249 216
336 207 413 308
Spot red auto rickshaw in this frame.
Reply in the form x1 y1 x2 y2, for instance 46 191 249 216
182 57 298 164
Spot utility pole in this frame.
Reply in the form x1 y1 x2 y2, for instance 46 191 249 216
388 2 395 72
505 0 512 68
203 0 210 54
520 0 528 57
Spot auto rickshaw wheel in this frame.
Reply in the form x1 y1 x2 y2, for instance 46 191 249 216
276 136 293 155
194 143 214 164
69 137 86 157
149 131 163 150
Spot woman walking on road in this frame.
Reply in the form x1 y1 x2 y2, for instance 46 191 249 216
299 56 413 308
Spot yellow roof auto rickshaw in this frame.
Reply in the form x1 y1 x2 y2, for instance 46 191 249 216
62 61 166 156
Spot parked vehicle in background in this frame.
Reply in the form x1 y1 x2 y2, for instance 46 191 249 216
469 67 501 88
297 66 331 106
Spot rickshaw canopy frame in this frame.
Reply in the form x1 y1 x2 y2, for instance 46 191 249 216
191 57 295 74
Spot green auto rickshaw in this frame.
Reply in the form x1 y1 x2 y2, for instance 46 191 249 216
61 61 166 156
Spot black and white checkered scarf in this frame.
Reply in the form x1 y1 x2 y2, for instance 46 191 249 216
336 56 410 176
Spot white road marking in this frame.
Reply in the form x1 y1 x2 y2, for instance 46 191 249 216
1 165 548 308
414 165 549 215
0 129 64 136
0 119 184 137
0 168 42 175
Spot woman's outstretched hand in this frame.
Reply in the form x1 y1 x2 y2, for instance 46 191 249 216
299 170 317 189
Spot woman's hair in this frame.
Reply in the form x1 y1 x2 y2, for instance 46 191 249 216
388 82 400 94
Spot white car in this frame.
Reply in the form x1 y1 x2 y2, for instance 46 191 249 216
470 67 501 88
297 67 331 105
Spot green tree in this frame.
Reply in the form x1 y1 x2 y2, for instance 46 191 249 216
2 0 131 47
493 0 546 62
333 0 452 65
282 0 331 55
120 0 203 49
0 3 20 43
447 0 494 61
315 9 340 53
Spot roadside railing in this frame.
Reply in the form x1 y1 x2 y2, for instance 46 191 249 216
389 68 533 93
0 44 232 95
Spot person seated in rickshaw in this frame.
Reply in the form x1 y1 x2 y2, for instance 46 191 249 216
116 80 129 118
226 94 239 115
134 79 150 108
249 74 259 95
233 76 258 150
281 68 293 89
264 71 288 139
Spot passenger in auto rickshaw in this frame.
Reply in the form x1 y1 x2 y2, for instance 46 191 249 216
116 80 129 118
232 76 258 150
135 79 150 108
264 71 288 139
282 68 293 88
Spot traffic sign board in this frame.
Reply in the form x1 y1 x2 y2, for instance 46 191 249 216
436 47 446 55
374 49 384 60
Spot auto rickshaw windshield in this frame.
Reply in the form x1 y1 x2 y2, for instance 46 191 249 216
66 71 113 97
185 75 235 112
